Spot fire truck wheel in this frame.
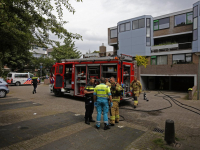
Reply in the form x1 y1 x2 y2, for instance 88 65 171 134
54 89 62 97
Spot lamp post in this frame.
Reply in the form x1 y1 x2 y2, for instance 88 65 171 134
40 63 43 79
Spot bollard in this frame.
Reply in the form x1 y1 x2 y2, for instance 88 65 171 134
164 119 175 144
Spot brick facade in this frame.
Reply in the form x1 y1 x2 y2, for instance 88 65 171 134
142 53 199 76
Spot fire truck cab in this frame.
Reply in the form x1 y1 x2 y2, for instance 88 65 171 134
50 55 136 100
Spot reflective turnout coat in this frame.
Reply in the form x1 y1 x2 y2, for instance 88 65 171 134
130 80 142 97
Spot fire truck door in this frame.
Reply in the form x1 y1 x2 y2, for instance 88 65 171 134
55 64 64 88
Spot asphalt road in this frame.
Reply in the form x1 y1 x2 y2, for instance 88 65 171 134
0 84 200 150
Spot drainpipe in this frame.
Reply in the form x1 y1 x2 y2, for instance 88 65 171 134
196 53 200 100
198 55 200 100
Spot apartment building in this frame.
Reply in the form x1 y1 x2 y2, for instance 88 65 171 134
108 1 200 91
29 45 47 58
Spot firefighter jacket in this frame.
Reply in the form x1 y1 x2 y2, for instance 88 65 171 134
130 80 142 97
93 83 111 100
106 81 111 88
84 83 95 98
110 82 123 102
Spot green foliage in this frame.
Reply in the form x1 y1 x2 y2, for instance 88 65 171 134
154 42 177 46
31 57 55 70
135 55 148 68
153 138 174 150
3 49 32 71
51 38 82 62
0 0 82 76
92 50 99 53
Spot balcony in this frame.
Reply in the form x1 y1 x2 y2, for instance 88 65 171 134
151 42 192 53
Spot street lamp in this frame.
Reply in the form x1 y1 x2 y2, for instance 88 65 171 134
40 63 43 79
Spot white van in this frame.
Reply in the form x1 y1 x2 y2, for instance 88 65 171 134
6 72 34 86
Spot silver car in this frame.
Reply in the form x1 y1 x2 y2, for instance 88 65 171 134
0 78 9 98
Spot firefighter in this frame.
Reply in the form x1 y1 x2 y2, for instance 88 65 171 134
84 77 96 125
93 77 112 130
105 78 111 88
109 76 123 126
130 76 142 108
31 74 38 94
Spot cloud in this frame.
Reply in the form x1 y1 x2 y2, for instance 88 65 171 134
48 0 198 55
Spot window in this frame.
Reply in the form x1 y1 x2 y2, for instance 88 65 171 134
132 20 139 30
157 56 167 65
119 24 125 32
151 56 156 65
30 74 33 78
119 22 130 32
151 56 167 65
146 28 150 37
146 38 150 46
186 12 193 24
173 53 192 64
175 14 186 26
186 54 192 62
154 20 159 30
194 6 198 17
139 18 145 28
153 18 169 30
14 74 28 78
43 48 46 51
146 18 150 27
59 65 63 74
193 17 198 29
193 29 198 41
125 22 131 31
110 29 117 38
159 18 170 29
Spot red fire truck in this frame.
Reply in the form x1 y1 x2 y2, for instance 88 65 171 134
50 55 136 100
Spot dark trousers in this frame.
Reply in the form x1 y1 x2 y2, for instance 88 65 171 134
33 83 37 92
85 96 94 121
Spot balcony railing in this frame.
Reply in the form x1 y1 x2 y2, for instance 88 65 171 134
151 42 192 53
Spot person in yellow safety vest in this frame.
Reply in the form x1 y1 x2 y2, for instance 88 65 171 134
130 76 142 108
105 78 111 88
109 76 123 126
93 77 112 130
31 74 38 94
84 77 96 125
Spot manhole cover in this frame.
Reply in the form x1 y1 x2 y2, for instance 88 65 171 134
153 128 164 133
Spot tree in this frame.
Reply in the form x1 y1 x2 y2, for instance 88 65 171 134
51 38 82 62
3 49 32 71
93 50 99 53
0 0 82 76
30 56 55 76
135 55 148 68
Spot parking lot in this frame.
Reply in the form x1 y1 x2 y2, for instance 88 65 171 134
0 84 200 150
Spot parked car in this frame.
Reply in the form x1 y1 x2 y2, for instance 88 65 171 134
6 72 34 86
0 78 9 98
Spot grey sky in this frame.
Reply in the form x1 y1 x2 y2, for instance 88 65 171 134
50 0 198 54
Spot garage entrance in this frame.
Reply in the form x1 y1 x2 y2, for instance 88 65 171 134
141 75 195 92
